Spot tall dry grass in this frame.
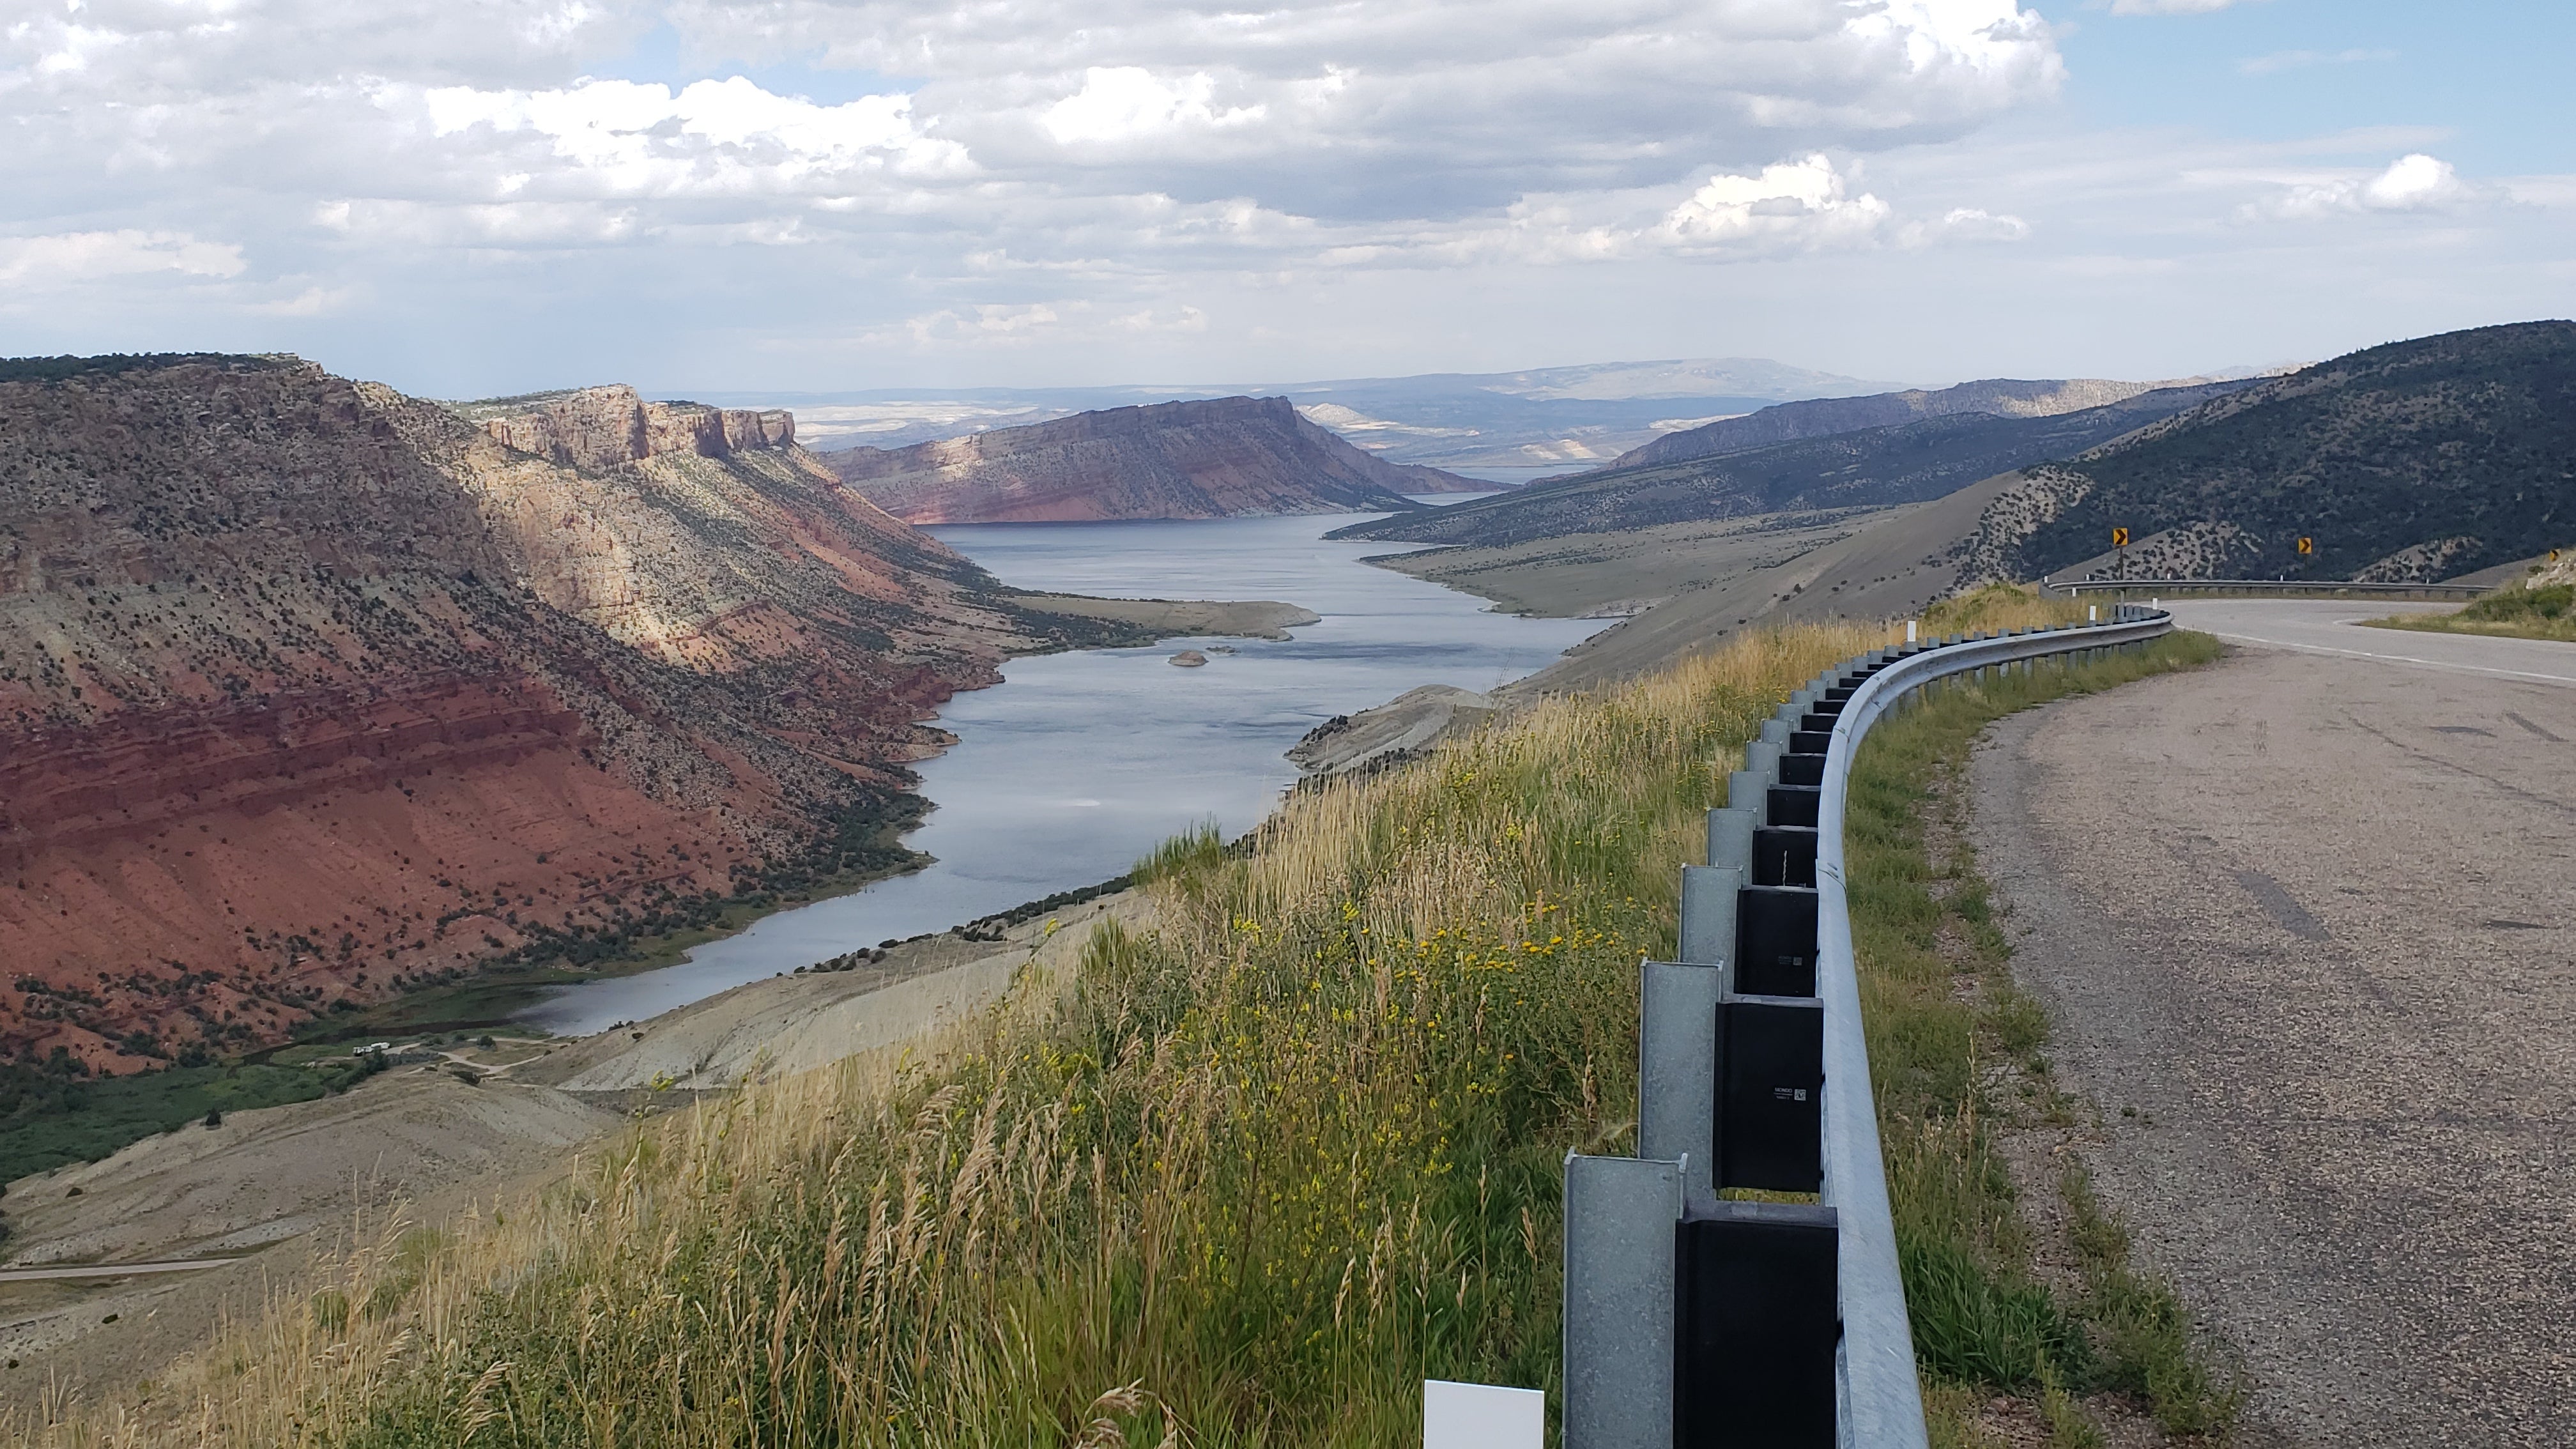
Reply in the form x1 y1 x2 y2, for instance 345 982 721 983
12 622 1893 1449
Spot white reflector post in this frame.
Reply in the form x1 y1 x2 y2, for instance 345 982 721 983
1425 1380 1545 1449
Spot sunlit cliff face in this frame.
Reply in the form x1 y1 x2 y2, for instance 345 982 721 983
0 358 1030 1070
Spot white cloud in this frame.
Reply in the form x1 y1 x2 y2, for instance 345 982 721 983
0 229 246 286
1042 68 1264 146
1661 157 1895 254
405 75 970 190
1898 206 2032 246
2237 49 2395 77
2247 153 2471 221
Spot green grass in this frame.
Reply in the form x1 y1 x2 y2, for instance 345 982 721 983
1842 628 2246 1439
0 1061 379 1183
2369 579 2576 643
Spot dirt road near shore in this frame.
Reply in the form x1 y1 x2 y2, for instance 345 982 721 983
1970 606 2576 1446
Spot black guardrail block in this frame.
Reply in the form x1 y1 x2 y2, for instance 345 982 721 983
1736 885 1816 995
1675 1200 1838 1449
1753 825 1818 887
1777 753 1825 787
1766 784 1820 829
1715 992 1823 1192
1789 729 1832 755
1798 712 1839 734
1822 686 1855 703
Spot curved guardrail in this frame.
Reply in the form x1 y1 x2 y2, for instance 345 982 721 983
1563 604 2175 1449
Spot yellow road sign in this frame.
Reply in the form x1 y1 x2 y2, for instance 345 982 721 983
2111 527 2130 548
2296 537 2314 555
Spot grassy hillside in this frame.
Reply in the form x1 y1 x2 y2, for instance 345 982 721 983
1326 382 2250 551
1961 320 2576 585
12 612 2227 1448
2370 556 2576 642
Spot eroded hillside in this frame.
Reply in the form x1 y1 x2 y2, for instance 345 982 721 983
0 360 1092 1068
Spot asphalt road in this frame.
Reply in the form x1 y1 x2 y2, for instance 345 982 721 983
1971 602 2575 1446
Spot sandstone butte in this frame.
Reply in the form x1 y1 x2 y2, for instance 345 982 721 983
827 393 1478 524
0 356 1130 1071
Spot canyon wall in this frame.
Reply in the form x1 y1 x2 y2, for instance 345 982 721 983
0 358 1054 1068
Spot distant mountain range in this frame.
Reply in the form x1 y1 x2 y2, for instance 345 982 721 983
1326 379 2258 550
693 356 1895 472
827 395 1476 523
1609 373 2272 470
1957 321 2576 585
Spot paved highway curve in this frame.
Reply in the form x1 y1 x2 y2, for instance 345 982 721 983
1972 600 2573 1446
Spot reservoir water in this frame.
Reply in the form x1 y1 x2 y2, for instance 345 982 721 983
516 506 1603 1035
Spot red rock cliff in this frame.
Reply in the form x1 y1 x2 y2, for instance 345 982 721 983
0 357 1048 1068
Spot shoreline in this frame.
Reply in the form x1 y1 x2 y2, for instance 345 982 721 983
285 591 1322 1043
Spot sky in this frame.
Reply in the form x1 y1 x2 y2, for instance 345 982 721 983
1 0 2569 397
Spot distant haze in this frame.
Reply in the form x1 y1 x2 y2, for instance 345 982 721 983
695 356 1897 470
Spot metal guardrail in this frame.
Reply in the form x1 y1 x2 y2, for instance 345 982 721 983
2055 578 2483 600
1564 604 2177 1449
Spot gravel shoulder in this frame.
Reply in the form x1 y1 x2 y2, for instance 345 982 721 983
1968 619 2576 1446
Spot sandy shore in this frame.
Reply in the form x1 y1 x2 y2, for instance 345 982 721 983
1008 591 1321 641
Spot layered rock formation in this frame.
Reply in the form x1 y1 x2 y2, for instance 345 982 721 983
829 395 1468 523
0 358 1100 1069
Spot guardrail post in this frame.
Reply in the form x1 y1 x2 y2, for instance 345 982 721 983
1707 806 1757 875
1678 865 1738 970
1639 962 1724 1197
1563 1154 1683 1449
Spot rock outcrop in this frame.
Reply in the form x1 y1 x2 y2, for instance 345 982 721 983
829 395 1468 523
0 356 1104 1069
456 387 794 471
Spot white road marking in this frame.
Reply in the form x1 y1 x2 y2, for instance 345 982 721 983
2201 630 2576 688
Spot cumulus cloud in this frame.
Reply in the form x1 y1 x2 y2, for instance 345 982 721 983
1042 68 1264 146
0 230 247 286
2246 153 2472 221
1660 156 1895 254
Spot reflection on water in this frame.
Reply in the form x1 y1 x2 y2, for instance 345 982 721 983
515 507 1601 1034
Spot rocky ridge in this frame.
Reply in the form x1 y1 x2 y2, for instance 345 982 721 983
1954 321 2576 585
1608 374 2262 471
830 394 1469 523
1329 381 2255 551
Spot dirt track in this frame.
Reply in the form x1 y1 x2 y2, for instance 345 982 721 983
1972 603 2576 1445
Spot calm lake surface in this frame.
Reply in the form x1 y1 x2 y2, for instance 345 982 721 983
516 505 1602 1034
